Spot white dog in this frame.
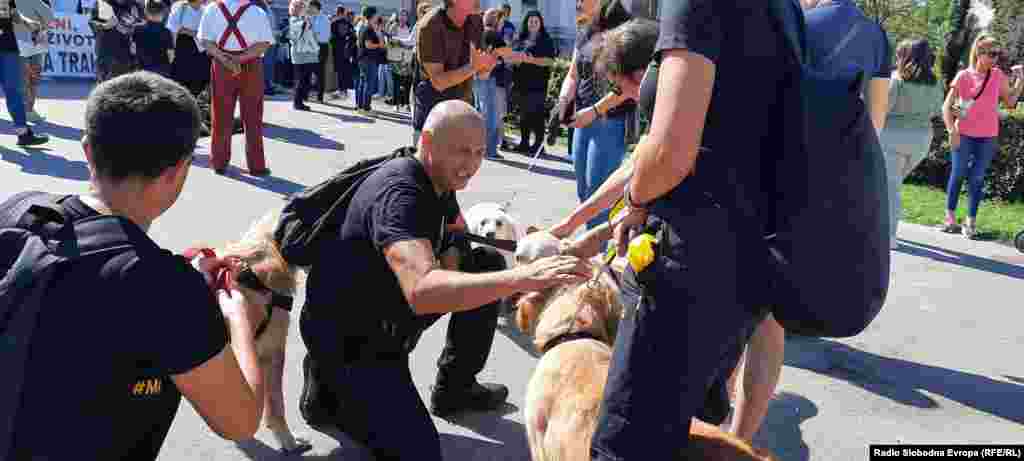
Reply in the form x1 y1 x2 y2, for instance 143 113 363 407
464 202 525 268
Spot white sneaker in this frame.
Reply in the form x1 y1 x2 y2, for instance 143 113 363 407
26 111 45 123
962 223 978 240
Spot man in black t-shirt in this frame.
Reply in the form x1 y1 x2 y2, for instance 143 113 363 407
7 72 267 460
0 0 49 145
132 0 174 77
329 6 354 98
589 0 798 459
299 100 591 461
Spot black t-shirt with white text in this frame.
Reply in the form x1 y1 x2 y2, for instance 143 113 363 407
304 157 460 361
11 196 228 460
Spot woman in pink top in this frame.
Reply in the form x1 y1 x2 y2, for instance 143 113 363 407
940 34 1024 238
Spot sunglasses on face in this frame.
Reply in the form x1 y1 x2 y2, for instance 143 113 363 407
979 49 1001 57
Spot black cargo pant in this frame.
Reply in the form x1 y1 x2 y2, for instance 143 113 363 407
300 242 505 461
590 184 769 461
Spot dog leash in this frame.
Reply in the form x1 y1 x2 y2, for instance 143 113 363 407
458 231 518 252
501 143 549 212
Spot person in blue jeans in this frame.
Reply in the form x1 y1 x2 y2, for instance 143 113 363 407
355 7 383 114
473 8 507 160
554 0 634 230
0 0 48 146
941 34 1023 238
256 0 279 95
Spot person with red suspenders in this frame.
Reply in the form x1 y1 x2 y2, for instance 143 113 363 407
197 0 273 176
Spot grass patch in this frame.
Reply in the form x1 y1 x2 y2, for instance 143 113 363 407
901 183 1024 244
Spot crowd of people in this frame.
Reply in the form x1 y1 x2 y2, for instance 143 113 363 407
1 0 1024 460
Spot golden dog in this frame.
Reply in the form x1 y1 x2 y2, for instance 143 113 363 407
515 229 777 461
188 206 311 454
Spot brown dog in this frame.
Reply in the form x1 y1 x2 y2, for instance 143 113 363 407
188 207 311 454
515 229 777 461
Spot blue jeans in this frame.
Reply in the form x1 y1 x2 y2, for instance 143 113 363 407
474 78 500 157
573 116 627 229
357 60 379 110
378 63 393 98
1 52 27 129
946 135 997 218
263 44 277 87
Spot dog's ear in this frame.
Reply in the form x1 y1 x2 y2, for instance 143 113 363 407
526 225 540 235
515 292 545 336
515 298 535 335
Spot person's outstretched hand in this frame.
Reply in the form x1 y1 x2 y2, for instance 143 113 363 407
514 255 592 292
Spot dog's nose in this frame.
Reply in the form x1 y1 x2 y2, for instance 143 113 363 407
486 231 496 239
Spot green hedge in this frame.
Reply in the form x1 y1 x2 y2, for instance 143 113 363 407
908 111 1024 202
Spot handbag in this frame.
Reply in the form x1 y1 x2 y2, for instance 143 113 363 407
956 69 992 121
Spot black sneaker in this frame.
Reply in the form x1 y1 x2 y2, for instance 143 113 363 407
299 355 336 430
429 381 509 418
16 129 48 147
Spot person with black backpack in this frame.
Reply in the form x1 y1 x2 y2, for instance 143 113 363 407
723 0 893 443
582 0 891 458
0 72 266 460
295 100 591 461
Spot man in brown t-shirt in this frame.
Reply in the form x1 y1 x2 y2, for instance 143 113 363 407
413 0 497 143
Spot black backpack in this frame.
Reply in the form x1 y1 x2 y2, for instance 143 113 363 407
273 147 417 267
636 0 890 338
0 192 139 457
763 0 891 337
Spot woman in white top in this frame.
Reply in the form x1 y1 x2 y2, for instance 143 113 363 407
167 0 210 96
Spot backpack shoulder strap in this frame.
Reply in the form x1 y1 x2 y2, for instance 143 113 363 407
0 197 138 458
819 22 862 68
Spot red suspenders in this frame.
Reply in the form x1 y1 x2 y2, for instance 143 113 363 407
216 1 252 50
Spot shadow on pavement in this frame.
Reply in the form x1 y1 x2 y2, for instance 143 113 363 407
192 153 306 196
440 408 530 461
263 122 346 151
35 78 93 100
493 156 575 181
370 110 412 127
785 337 1024 425
752 391 816 461
895 239 1024 281
496 309 542 359
311 109 376 124
502 148 573 165
0 145 90 181
259 413 528 461
0 119 84 143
